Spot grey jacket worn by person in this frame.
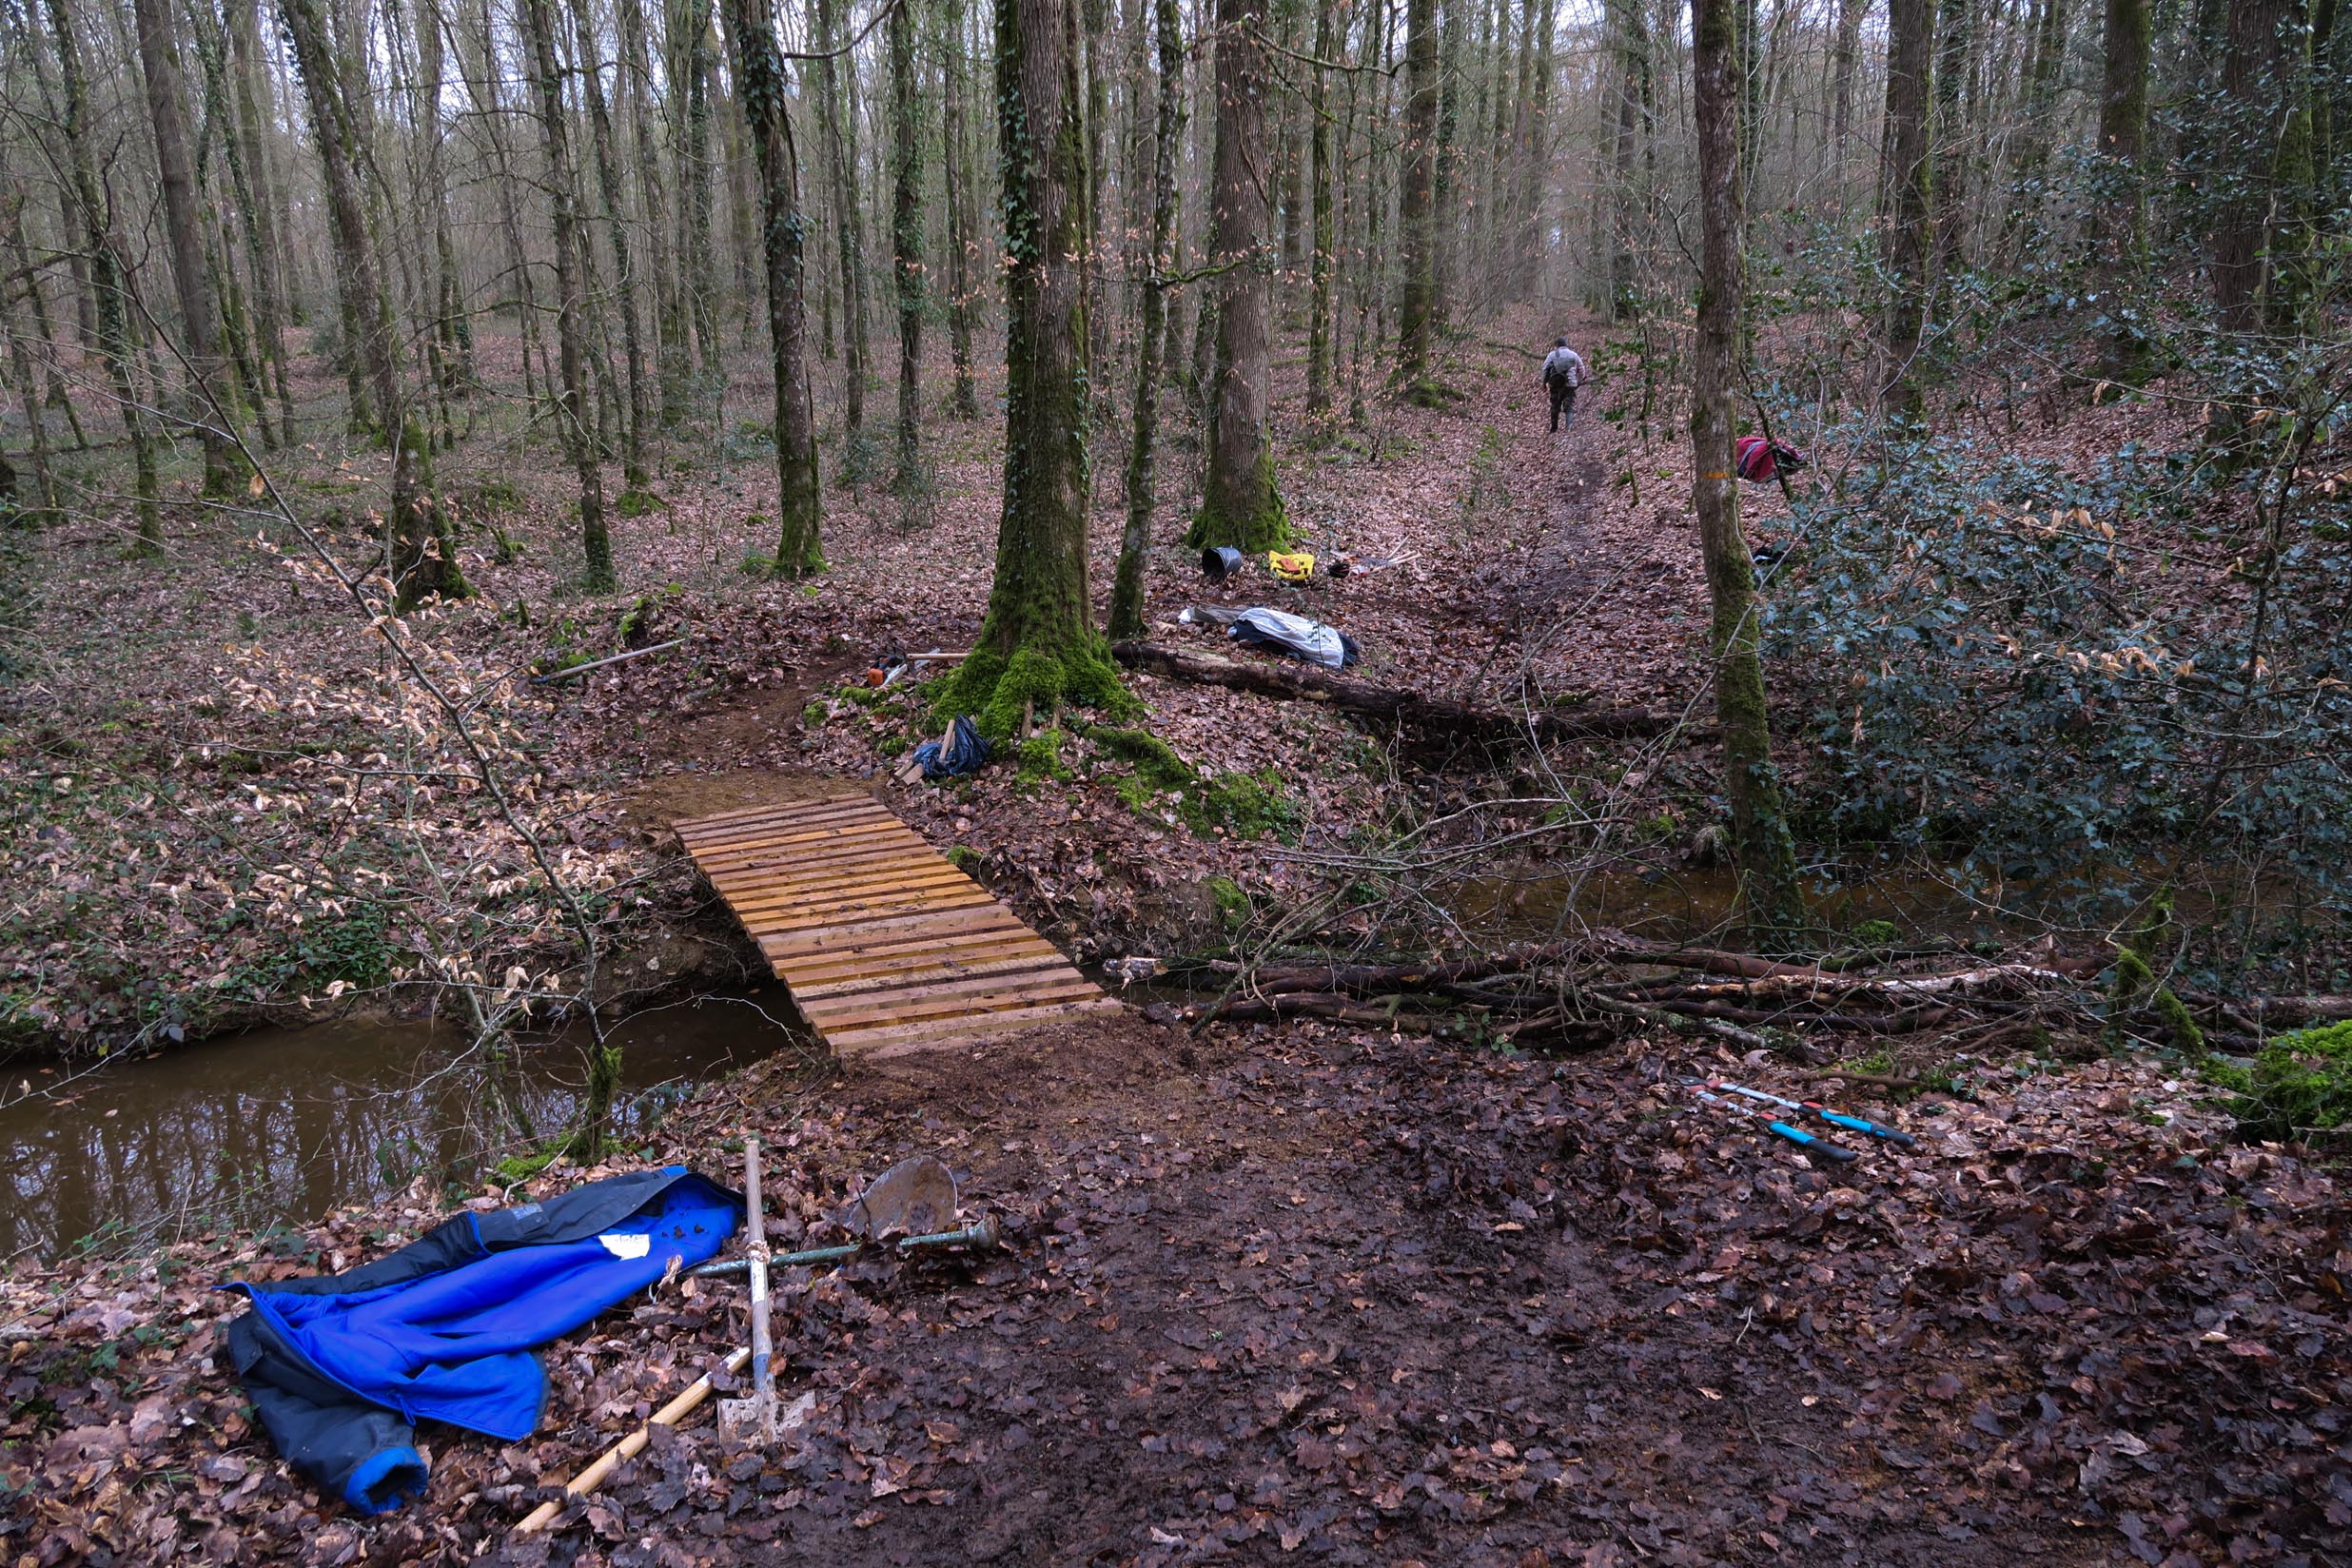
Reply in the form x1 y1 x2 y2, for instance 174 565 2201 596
1541 346 1587 386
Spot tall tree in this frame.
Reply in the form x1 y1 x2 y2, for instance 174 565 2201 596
574 0 652 484
1691 0 1804 934
813 0 869 445
1186 0 1290 551
48 0 160 550
2093 0 2151 375
669 0 723 416
722 0 825 571
1828 0 1870 163
943 0 983 418
226 0 300 441
1111 0 1184 638
1304 0 1335 416
281 0 467 607
938 0 1124 731
890 0 925 481
1397 0 1441 398
1929 0 1975 276
1602 0 1653 320
1879 0 1934 408
130 0 237 494
519 0 616 592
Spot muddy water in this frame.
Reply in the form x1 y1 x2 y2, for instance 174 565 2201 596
0 989 812 1261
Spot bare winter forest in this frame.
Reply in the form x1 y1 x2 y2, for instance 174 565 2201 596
2 0 2349 1558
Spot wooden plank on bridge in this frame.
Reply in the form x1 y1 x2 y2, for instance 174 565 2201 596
675 791 1120 1055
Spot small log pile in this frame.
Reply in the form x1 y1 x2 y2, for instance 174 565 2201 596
1152 933 2329 1058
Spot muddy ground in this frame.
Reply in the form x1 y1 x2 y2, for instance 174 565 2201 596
8 1009 2344 1566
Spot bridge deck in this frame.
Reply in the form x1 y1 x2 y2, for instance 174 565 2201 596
674 792 1118 1056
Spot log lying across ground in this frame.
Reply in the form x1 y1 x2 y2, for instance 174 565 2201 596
1109 640 1692 743
1152 932 2331 1059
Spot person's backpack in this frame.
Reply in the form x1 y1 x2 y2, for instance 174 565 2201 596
1735 435 1808 482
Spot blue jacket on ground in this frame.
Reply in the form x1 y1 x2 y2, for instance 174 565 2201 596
225 1166 739 1515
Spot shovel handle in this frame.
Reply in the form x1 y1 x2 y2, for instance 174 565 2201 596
1808 1106 1916 1147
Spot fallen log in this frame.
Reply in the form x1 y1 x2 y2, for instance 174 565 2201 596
1110 640 1690 744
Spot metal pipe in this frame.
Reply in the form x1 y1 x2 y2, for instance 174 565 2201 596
743 1137 775 1441
687 1215 999 1279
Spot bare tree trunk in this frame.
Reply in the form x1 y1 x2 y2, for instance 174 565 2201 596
1880 0 1934 409
473 0 546 421
1603 0 1651 320
671 0 724 419
281 0 468 608
1397 0 1441 397
1305 0 1335 416
814 0 869 443
1435 0 1464 330
1513 0 1555 285
890 0 925 483
413 0 475 436
2001 0 2065 249
944 0 983 418
1110 0 1184 638
1929 0 1974 278
48 0 160 550
574 0 651 485
519 0 615 591
1186 0 1289 550
721 0 825 572
1829 0 1868 162
617 0 684 429
132 0 237 494
2093 0 2149 376
1692 0 1804 935
228 0 299 441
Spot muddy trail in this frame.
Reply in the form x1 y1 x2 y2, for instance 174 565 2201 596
13 1011 2342 1567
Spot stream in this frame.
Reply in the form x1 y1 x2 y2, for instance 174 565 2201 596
0 988 812 1261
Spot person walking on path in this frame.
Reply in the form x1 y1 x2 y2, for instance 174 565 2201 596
1541 337 1588 433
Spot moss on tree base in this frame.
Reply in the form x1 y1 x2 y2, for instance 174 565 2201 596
1186 446 1293 552
931 640 1135 741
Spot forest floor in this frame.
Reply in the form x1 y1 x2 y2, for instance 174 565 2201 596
7 1010 2345 1566
8 309 2339 1566
1 304 1747 1054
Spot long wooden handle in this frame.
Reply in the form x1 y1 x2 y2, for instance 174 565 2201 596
513 1346 751 1536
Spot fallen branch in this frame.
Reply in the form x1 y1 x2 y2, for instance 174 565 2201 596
1110 640 1689 744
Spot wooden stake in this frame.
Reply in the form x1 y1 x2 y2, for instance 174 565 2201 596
513 1346 750 1535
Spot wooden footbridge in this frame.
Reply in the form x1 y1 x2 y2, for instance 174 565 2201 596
674 792 1119 1057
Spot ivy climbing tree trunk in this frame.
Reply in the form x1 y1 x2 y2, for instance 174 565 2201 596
519 0 615 593
1186 0 1290 551
1692 0 1805 936
281 0 467 609
1110 0 1184 639
890 0 925 484
936 0 1126 736
943 0 983 419
1397 0 1441 400
722 0 824 573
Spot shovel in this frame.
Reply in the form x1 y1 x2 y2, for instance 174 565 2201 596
717 1137 778 1441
